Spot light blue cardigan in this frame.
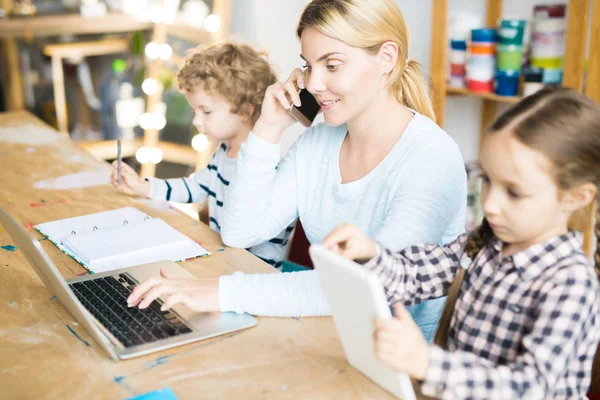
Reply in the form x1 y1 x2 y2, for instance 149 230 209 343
220 113 467 343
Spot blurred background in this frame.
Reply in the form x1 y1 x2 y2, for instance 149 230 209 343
1 0 598 234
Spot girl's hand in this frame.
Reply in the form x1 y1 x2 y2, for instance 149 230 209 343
126 269 220 312
323 223 377 262
253 68 307 143
374 303 430 380
110 160 151 197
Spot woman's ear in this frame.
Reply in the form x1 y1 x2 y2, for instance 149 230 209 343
562 183 598 213
378 41 399 74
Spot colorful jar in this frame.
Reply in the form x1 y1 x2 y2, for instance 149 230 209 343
471 28 497 43
466 29 496 93
498 19 526 46
495 69 520 96
497 44 524 70
534 4 567 19
467 79 494 93
523 67 544 97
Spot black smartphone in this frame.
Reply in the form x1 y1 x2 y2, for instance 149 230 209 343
289 89 321 127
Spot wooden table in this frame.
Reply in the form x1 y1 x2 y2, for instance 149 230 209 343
0 111 426 399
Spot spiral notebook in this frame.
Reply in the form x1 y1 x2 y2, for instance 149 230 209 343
34 207 210 274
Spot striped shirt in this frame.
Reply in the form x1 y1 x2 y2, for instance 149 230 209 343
148 142 294 269
363 230 600 399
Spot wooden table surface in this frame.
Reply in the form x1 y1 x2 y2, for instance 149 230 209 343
0 111 429 399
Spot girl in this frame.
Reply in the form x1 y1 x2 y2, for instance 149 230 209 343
127 0 467 342
324 87 600 398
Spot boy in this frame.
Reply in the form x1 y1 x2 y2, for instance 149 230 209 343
111 43 294 269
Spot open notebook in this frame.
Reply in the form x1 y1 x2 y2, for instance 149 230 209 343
34 207 210 274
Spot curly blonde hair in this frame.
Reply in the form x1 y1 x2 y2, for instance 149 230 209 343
177 43 278 123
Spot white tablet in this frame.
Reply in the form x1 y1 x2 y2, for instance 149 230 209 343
310 244 416 400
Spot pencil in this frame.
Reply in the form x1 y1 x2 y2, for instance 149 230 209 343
117 139 122 186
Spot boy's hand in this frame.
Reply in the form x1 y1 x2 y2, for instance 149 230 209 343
374 303 430 380
253 68 306 143
323 223 377 261
126 268 220 312
111 160 151 197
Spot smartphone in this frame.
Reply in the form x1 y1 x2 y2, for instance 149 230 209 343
289 89 321 127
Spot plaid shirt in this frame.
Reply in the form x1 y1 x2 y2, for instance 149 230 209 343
364 231 600 399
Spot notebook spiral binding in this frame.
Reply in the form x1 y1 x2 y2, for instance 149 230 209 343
70 216 153 235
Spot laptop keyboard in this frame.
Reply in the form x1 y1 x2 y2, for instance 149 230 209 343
69 273 192 348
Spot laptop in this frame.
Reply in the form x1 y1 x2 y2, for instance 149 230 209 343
0 207 257 360
309 245 416 400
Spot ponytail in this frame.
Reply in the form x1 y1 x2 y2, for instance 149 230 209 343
434 219 494 348
393 59 436 122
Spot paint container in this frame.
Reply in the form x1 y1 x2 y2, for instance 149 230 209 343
495 69 520 96
449 75 466 88
470 42 495 55
449 39 467 88
471 28 497 43
450 40 467 63
534 4 567 19
466 29 496 92
498 19 526 46
531 5 567 70
542 68 562 85
466 54 496 81
522 67 544 97
467 79 494 93
497 44 524 70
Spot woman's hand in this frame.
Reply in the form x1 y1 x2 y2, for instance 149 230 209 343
110 160 151 197
126 269 220 312
374 303 430 380
323 223 377 262
253 68 307 143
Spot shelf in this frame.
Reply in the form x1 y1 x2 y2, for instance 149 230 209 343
0 12 214 44
0 12 153 38
166 18 213 44
43 38 129 58
445 86 522 104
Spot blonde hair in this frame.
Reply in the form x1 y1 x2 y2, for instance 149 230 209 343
433 87 600 393
296 0 435 121
176 42 278 123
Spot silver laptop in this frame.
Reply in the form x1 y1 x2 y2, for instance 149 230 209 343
310 245 416 400
0 207 257 360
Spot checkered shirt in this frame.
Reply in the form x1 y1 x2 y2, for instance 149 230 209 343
363 230 600 399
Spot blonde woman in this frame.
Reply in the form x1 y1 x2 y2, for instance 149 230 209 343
128 0 467 342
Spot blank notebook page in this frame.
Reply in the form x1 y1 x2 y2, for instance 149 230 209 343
62 219 188 265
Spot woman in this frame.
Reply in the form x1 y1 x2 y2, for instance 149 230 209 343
127 0 467 342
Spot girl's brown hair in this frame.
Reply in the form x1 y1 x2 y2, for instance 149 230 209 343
177 43 278 123
433 87 600 392
296 0 435 121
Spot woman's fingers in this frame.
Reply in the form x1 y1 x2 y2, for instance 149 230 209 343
137 285 171 309
282 80 301 107
127 276 162 306
273 86 292 110
291 68 305 89
159 292 185 311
